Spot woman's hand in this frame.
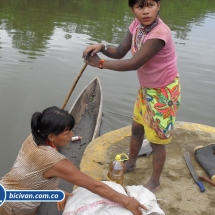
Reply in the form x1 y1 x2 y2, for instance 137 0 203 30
48 160 146 214
83 44 104 61
57 190 73 211
124 196 147 215
84 54 101 68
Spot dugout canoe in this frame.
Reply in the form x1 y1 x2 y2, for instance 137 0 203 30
37 76 103 215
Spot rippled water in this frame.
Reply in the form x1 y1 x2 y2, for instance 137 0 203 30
0 0 215 177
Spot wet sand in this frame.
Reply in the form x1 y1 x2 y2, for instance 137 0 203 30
80 122 215 215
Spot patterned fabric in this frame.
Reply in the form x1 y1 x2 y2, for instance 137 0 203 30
0 203 37 215
133 77 181 144
0 135 67 215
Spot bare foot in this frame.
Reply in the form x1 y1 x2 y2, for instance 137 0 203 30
124 160 136 173
145 179 160 193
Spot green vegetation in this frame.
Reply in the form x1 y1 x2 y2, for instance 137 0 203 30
0 0 214 50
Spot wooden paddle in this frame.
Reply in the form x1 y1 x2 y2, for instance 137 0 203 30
61 63 87 109
199 176 215 187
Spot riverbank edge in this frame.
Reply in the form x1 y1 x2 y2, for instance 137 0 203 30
79 121 215 181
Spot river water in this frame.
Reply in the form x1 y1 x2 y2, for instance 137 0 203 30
0 0 215 177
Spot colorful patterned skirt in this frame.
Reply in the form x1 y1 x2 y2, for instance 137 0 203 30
133 77 181 144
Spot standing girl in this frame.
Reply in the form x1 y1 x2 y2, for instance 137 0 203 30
83 0 181 193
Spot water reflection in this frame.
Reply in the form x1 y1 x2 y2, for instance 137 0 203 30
1 0 215 56
0 0 215 181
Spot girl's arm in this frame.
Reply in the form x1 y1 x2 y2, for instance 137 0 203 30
83 30 132 60
44 159 146 215
84 38 165 71
102 30 133 59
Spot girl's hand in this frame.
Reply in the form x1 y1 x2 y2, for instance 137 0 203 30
83 44 104 61
84 54 101 68
57 190 73 211
125 196 147 215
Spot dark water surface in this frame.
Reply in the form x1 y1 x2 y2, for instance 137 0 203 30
0 0 215 181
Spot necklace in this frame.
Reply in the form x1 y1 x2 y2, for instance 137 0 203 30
132 17 159 54
46 141 57 150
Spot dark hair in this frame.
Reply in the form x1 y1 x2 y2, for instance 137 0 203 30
31 106 75 145
129 0 160 7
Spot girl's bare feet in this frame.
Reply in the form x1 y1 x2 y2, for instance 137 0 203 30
124 160 136 173
145 179 160 193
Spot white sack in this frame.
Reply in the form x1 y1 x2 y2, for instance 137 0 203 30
138 139 153 157
63 181 165 215
125 185 165 215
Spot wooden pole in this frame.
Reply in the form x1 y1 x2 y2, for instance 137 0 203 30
199 176 215 187
61 63 87 109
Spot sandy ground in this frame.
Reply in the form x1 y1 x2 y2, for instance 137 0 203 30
101 127 215 215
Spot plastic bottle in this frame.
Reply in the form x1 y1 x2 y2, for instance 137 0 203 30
107 153 128 185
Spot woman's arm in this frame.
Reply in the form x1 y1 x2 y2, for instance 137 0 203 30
84 38 165 71
44 159 146 215
83 30 132 60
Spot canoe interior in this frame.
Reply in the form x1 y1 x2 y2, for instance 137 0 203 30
69 76 102 140
37 77 102 215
